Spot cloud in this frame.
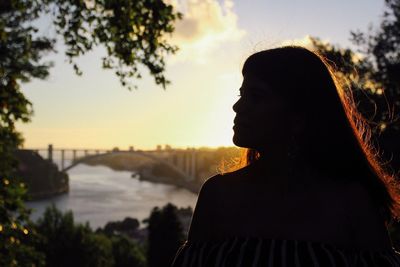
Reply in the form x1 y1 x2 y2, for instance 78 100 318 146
240 35 331 54
279 35 316 49
164 0 246 64
280 35 366 62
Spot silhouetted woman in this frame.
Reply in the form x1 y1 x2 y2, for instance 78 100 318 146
170 46 400 266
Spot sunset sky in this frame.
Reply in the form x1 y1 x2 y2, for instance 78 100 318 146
17 0 385 150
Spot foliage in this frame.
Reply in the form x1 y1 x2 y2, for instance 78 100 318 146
0 3 49 264
349 0 400 131
1 0 182 265
110 235 147 267
35 204 114 267
144 203 184 267
308 2 400 244
309 36 386 132
0 178 45 266
101 217 140 236
308 0 400 172
49 0 183 90
35 204 148 267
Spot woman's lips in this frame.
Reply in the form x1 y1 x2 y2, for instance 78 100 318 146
234 117 251 126
233 121 251 128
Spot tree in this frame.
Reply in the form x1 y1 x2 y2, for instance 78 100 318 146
310 34 400 179
0 0 182 265
111 235 147 267
306 1 400 247
145 203 184 267
347 0 400 247
350 0 400 130
36 205 114 267
308 0 400 173
35 205 149 267
308 37 384 131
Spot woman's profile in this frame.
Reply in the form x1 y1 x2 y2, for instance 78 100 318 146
171 46 400 266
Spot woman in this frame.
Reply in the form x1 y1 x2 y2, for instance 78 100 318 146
170 46 400 266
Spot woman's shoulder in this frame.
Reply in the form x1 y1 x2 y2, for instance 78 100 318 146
200 167 248 191
186 171 247 241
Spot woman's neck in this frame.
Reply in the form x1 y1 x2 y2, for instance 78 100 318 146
249 148 312 188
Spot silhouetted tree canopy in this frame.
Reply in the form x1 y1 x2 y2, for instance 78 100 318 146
349 0 400 131
309 37 384 132
350 0 400 110
145 203 184 267
1 0 182 90
35 205 147 267
36 205 114 267
0 0 182 265
309 0 400 177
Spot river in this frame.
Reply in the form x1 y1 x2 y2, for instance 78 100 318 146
25 163 198 229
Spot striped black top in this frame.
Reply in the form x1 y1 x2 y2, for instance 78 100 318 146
170 236 400 266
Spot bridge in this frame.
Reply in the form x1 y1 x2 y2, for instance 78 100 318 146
27 144 199 181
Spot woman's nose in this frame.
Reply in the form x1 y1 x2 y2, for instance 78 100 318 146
232 97 243 113
232 96 250 113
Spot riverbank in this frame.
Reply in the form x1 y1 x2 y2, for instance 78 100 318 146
25 163 198 229
135 168 203 194
81 154 206 195
15 150 69 200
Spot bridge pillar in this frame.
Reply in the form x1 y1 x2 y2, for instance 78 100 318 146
190 149 196 181
168 153 174 164
73 150 76 162
61 149 65 170
185 150 190 176
178 151 185 173
84 150 88 156
48 144 53 162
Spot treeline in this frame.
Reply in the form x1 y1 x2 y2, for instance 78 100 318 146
27 203 188 267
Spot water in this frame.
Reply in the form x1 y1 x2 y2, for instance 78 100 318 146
25 163 198 229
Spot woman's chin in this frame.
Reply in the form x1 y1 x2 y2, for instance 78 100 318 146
232 132 254 148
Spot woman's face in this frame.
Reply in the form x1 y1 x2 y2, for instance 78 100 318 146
232 72 296 151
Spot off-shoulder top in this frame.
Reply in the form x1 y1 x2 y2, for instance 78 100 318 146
170 236 400 267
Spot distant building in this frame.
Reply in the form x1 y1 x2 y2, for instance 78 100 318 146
164 144 172 151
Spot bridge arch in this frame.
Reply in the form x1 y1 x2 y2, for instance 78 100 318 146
62 150 195 181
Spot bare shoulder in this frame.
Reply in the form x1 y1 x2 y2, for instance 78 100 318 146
342 180 393 250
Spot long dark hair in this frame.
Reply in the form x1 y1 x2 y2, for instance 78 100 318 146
220 45 400 226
